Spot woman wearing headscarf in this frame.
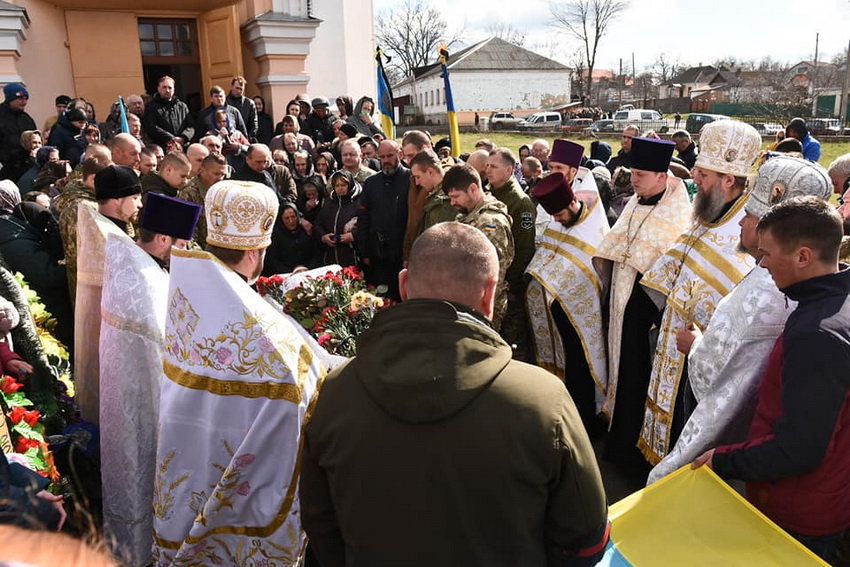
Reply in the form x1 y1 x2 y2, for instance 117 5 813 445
313 169 361 267
253 95 274 145
347 96 384 138
335 95 354 121
0 181 72 348
263 202 319 276
17 146 58 196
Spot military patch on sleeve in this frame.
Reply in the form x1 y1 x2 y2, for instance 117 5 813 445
482 224 497 233
520 212 533 231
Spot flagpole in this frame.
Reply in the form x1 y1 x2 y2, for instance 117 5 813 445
118 95 129 134
375 47 396 140
438 45 460 157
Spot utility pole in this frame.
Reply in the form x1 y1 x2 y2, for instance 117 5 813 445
618 58 623 107
632 52 636 103
840 35 850 128
811 33 819 118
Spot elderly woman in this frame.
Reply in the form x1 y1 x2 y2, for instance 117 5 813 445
269 114 315 157
313 169 361 267
263 202 319 276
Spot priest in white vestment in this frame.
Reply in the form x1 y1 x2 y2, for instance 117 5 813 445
637 120 762 466
100 192 202 565
526 170 609 431
153 180 327 566
649 156 834 483
75 165 142 423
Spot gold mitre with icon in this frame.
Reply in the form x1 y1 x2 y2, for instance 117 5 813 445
745 154 831 219
694 119 761 177
204 180 279 250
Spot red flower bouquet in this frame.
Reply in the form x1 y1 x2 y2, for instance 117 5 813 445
258 266 392 357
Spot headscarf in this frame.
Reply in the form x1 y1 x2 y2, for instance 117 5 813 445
0 180 20 216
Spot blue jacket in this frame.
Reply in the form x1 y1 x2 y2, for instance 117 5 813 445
801 133 821 162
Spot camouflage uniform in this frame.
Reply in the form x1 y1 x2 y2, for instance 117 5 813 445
420 186 457 235
457 194 514 330
490 175 536 361
55 179 95 304
177 174 212 249
350 165 376 185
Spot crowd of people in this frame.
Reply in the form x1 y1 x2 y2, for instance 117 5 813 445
0 72 848 566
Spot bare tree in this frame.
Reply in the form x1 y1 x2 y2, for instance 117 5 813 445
651 53 681 83
375 0 462 84
485 22 527 46
550 0 629 103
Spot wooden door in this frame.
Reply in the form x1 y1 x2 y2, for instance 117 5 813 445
197 5 243 96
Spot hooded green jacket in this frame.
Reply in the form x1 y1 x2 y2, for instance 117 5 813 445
301 298 608 567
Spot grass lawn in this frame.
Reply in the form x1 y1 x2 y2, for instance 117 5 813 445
455 132 850 170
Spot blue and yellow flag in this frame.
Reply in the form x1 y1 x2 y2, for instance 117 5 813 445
601 467 828 565
438 44 460 157
118 95 129 134
375 47 395 140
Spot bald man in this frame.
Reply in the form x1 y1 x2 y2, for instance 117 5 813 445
111 133 142 169
186 143 210 177
356 139 410 300
302 222 609 567
466 149 489 181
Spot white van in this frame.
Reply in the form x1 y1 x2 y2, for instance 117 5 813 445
517 112 562 131
612 108 669 133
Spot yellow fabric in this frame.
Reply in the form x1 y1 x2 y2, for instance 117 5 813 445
609 467 827 566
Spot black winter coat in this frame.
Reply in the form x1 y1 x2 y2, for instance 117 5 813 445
355 165 410 262
313 183 361 267
0 103 36 183
194 104 247 143
142 94 195 147
47 113 82 160
226 94 257 142
303 111 335 145
0 209 73 348
263 221 319 276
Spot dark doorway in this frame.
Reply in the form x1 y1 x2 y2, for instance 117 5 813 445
138 19 203 114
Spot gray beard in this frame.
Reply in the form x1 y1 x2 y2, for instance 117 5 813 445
692 187 728 224
735 238 749 254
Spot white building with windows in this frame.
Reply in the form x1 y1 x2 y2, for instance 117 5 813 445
393 37 571 125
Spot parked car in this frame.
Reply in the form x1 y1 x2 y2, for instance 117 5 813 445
807 118 848 136
612 109 669 133
590 119 615 133
752 122 784 135
563 118 594 133
489 111 520 130
686 113 730 134
517 112 562 131
616 104 635 112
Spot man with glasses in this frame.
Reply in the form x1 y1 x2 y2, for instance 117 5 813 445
607 124 640 173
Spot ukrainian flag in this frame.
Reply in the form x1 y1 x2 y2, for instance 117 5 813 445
438 45 460 157
375 47 395 140
118 95 129 134
601 467 828 565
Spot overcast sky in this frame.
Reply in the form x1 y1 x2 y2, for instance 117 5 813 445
373 0 850 72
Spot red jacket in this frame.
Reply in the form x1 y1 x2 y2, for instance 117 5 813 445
713 268 850 536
